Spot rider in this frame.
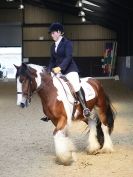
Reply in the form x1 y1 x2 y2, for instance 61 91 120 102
41 22 90 122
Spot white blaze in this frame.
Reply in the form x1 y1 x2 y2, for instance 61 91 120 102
16 77 23 105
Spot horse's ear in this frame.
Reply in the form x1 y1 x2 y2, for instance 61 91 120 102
22 62 27 69
13 64 19 70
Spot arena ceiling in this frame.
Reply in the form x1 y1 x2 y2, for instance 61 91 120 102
0 0 133 31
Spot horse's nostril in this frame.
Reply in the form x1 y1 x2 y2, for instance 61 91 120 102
20 103 25 108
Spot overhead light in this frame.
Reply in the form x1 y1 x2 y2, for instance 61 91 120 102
76 0 83 7
78 10 85 16
81 17 86 22
82 0 100 8
83 7 94 12
19 0 24 9
19 4 24 9
6 0 13 1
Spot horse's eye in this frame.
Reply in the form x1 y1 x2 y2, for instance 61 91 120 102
20 79 24 84
22 80 25 84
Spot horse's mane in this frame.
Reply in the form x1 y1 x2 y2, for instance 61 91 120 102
15 63 46 79
27 64 46 72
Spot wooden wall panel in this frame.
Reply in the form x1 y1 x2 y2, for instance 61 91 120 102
65 25 116 39
23 27 49 40
23 40 114 57
23 41 52 57
73 41 111 57
63 14 82 24
24 4 61 24
0 9 22 23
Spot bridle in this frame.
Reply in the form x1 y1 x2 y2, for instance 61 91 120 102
17 68 35 105
23 76 33 104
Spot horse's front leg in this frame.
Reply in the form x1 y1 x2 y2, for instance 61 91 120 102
53 117 76 165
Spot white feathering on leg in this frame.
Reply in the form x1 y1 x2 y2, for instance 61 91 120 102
101 123 114 153
54 129 76 165
86 119 100 154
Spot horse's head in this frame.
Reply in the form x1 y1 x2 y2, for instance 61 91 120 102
14 63 44 108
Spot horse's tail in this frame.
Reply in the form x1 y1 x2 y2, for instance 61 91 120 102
96 94 116 147
105 94 116 134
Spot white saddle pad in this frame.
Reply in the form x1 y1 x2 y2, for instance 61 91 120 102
80 77 96 101
52 73 95 102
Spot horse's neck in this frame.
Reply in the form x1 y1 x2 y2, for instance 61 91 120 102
42 73 53 86
37 76 57 117
38 74 56 98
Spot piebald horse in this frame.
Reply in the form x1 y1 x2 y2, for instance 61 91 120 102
14 63 115 165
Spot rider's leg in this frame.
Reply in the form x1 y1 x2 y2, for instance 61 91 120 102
76 88 90 117
66 72 90 118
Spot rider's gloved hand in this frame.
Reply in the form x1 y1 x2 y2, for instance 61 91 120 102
52 67 61 74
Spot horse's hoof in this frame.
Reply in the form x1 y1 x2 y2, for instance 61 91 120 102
86 149 99 155
56 153 74 166
86 142 100 155
100 147 114 153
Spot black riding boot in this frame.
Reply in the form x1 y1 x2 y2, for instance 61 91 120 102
76 89 90 118
40 115 50 122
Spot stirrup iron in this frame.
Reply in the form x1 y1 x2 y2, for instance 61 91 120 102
83 108 90 118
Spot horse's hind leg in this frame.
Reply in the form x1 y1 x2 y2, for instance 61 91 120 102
101 123 113 152
53 117 76 165
86 110 100 154
98 108 114 153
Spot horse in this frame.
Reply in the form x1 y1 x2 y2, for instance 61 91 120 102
14 63 115 165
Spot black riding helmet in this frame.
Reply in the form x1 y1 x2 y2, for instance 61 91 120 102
48 22 64 34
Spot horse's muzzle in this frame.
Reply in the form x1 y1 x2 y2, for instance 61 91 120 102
20 102 25 108
19 99 29 108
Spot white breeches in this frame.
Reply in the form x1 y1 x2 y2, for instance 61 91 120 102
65 72 80 92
